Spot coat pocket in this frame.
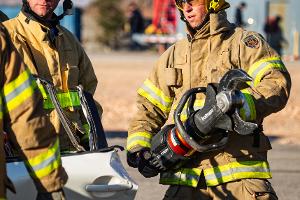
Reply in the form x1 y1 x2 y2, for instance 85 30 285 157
165 68 183 87
242 179 278 200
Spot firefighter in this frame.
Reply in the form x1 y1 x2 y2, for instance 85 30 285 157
0 24 67 200
127 0 291 199
3 0 103 151
0 10 9 22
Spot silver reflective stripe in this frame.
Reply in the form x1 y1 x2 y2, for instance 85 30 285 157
127 136 151 144
251 60 283 81
31 150 60 172
205 166 271 181
140 84 171 109
4 77 32 102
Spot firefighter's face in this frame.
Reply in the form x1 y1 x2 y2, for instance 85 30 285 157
182 0 208 29
27 0 60 19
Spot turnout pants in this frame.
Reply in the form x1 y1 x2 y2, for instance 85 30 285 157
163 179 277 200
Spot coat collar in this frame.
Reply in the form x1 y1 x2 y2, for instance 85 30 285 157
189 11 234 40
17 11 63 42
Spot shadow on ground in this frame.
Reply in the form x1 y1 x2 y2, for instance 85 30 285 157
105 131 127 139
267 135 280 143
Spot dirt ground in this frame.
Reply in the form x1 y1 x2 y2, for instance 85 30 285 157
89 51 300 145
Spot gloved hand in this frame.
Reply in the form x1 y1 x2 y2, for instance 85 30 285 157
127 149 160 178
137 149 160 178
127 150 140 168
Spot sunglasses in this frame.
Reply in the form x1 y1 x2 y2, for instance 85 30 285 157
175 0 205 10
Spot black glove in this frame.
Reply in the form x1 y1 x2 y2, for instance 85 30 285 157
127 150 139 168
127 149 160 178
137 149 160 178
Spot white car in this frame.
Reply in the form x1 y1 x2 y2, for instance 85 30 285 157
6 149 138 200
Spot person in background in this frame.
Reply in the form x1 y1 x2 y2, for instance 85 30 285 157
127 1 145 50
3 0 103 152
0 23 67 200
235 2 247 27
264 15 288 56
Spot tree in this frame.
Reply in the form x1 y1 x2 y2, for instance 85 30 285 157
95 0 125 49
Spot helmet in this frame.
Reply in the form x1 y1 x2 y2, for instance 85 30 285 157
22 0 73 21
175 0 230 13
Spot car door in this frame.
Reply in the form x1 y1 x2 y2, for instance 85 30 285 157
7 150 138 200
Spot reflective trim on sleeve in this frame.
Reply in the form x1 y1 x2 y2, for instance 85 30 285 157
26 138 61 179
2 69 37 112
248 57 286 87
204 161 272 186
160 168 201 187
127 132 152 151
138 79 173 113
240 89 256 121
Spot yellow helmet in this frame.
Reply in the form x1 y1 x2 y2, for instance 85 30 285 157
175 0 230 13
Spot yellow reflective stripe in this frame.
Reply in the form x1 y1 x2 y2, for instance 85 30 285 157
3 69 31 95
160 168 201 187
3 69 37 112
240 89 256 121
172 99 205 122
127 132 152 150
248 57 286 87
37 81 48 99
204 161 271 186
26 138 61 179
144 79 173 103
43 91 81 109
138 79 173 113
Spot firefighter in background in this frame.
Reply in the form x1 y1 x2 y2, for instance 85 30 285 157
0 10 9 22
0 24 67 200
3 0 103 152
145 0 177 54
127 0 291 199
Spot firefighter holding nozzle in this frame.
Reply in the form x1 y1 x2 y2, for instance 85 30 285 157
127 0 291 199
